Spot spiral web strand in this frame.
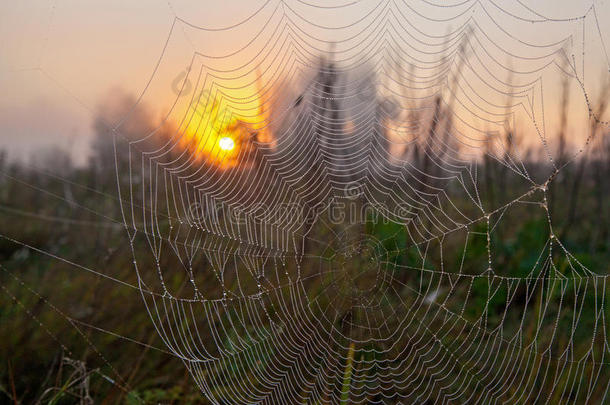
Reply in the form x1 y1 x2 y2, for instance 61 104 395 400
104 1 610 403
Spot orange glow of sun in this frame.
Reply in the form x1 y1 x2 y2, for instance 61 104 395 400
178 96 244 168
178 77 273 169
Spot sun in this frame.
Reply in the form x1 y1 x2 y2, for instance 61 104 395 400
218 136 235 151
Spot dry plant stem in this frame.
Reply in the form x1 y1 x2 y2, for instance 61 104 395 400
562 80 609 241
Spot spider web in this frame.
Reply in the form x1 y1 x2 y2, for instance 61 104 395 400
106 1 610 403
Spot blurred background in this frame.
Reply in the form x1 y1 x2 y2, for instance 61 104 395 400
1 1 610 403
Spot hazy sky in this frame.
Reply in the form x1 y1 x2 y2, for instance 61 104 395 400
1 0 609 165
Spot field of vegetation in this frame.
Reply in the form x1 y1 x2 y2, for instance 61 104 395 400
1 73 610 403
